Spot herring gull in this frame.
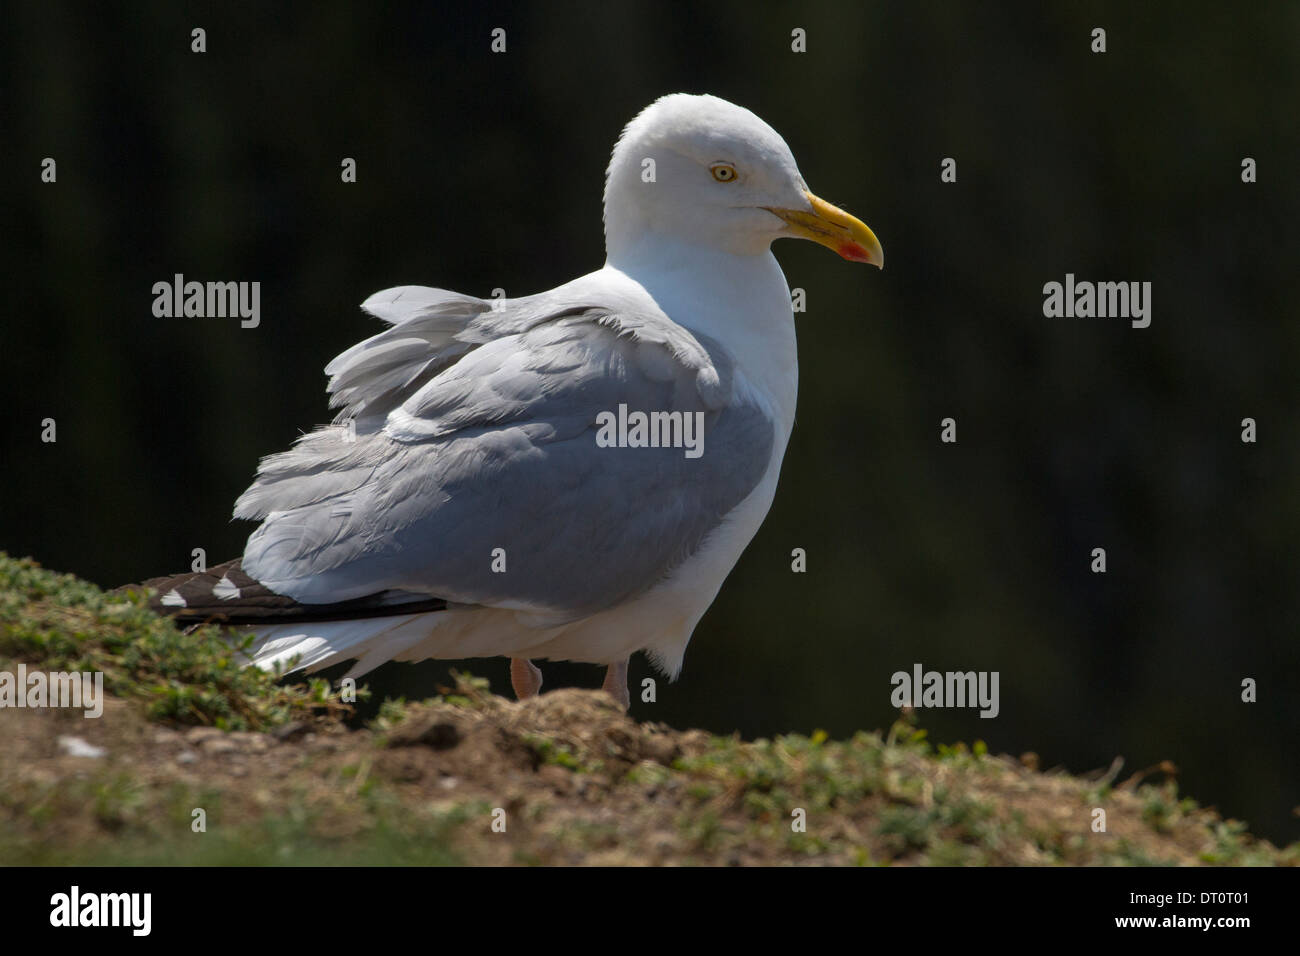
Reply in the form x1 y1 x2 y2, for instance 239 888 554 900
138 93 882 709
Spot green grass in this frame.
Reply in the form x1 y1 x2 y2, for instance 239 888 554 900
0 553 347 730
3 768 468 865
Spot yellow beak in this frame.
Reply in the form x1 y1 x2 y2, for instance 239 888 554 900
766 191 883 268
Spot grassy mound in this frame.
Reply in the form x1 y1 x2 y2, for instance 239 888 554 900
1 553 1294 866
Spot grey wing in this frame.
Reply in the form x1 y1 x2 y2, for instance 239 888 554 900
323 285 490 428
235 293 775 620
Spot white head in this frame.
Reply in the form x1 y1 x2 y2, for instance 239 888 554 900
603 93 882 268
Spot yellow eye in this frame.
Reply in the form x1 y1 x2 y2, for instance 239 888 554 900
710 163 737 182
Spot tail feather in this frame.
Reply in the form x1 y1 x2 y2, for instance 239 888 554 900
118 558 450 676
242 611 443 678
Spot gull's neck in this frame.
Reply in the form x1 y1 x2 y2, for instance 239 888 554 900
604 235 799 434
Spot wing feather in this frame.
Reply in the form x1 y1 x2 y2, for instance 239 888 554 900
235 281 775 619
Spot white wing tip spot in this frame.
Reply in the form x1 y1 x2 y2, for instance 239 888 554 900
161 589 187 608
213 575 241 601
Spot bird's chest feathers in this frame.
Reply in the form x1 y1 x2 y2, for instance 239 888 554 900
629 252 799 430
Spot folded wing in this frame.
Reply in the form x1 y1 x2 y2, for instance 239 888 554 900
233 285 776 623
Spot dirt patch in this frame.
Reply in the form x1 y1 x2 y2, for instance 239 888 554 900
2 675 1293 865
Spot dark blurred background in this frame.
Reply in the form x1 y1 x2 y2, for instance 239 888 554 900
2 1 1297 844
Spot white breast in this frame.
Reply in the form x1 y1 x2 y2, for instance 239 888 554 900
516 246 799 675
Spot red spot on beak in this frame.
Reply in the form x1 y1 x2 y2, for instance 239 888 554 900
838 242 874 264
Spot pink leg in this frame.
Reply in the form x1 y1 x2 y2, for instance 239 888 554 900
510 657 543 700
601 657 630 711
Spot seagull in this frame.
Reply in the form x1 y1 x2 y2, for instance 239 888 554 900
138 93 882 709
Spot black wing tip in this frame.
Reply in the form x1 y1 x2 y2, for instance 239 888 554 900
121 557 447 626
